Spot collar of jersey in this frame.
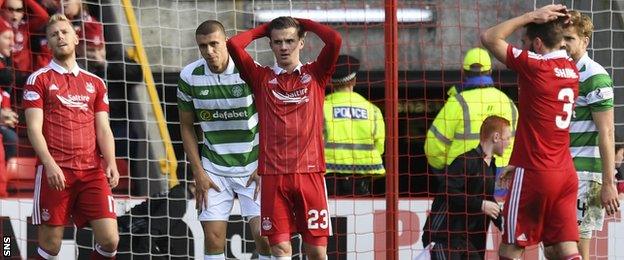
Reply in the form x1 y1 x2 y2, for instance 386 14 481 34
575 52 590 71
203 57 236 76
49 59 80 76
272 63 303 75
541 49 569 60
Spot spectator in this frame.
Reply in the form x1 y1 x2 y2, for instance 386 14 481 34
1 0 49 75
0 18 10 197
422 115 510 259
425 47 517 173
0 17 18 161
324 54 385 196
35 0 105 75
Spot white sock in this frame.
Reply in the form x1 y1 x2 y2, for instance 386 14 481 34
95 243 117 257
37 247 55 259
204 253 225 260
258 254 271 260
271 256 291 260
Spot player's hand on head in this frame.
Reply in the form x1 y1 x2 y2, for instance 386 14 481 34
105 165 120 188
531 4 569 24
601 183 621 216
246 169 260 200
44 161 66 191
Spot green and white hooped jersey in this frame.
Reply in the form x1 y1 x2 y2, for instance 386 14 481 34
177 58 258 177
570 53 614 183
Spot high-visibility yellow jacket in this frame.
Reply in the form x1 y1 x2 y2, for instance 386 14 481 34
324 91 385 175
425 86 518 170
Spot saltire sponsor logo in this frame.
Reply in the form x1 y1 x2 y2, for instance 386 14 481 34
271 88 309 104
49 84 59 91
56 94 90 111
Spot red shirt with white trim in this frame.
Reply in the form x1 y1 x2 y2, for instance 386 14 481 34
505 45 579 171
228 19 342 175
22 60 109 170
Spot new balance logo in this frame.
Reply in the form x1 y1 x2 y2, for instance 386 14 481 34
199 90 209 96
516 233 527 242
268 78 278 85
49 84 59 91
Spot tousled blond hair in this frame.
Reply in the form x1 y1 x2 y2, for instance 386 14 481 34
568 10 593 38
46 14 73 34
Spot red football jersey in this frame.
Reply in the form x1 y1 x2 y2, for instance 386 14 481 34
505 45 579 171
228 19 341 175
23 60 109 170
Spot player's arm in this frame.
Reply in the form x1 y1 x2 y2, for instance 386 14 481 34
177 78 220 210
296 18 342 76
95 111 119 188
481 4 568 64
592 108 620 214
25 108 66 190
226 23 270 85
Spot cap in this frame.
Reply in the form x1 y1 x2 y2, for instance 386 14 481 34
81 21 104 47
463 47 491 72
0 18 11 36
332 55 360 84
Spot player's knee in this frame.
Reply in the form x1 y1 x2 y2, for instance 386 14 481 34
304 249 326 260
204 230 226 253
95 233 119 252
270 242 292 257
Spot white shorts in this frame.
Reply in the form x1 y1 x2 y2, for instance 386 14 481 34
198 171 260 221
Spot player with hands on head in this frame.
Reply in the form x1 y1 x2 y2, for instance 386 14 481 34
227 16 342 260
481 4 582 260
23 13 118 260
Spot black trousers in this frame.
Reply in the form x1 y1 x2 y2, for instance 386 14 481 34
325 173 372 196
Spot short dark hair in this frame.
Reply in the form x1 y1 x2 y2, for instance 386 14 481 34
196 20 225 36
268 16 304 39
525 17 567 49
616 134 624 152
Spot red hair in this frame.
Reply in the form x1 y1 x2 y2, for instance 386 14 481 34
480 115 510 141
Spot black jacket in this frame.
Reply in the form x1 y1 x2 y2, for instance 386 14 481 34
422 145 500 257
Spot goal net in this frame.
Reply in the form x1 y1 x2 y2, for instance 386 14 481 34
0 0 622 259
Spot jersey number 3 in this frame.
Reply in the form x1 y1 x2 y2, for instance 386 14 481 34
556 88 574 129
307 209 328 229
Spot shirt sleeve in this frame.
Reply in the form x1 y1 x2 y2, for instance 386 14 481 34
94 78 109 113
505 44 539 77
583 74 614 112
22 73 46 109
177 76 194 111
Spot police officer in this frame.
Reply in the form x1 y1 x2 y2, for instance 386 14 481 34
425 48 517 172
324 55 385 196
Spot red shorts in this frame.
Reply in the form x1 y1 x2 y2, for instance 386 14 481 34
260 173 331 246
502 167 579 247
32 165 116 228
